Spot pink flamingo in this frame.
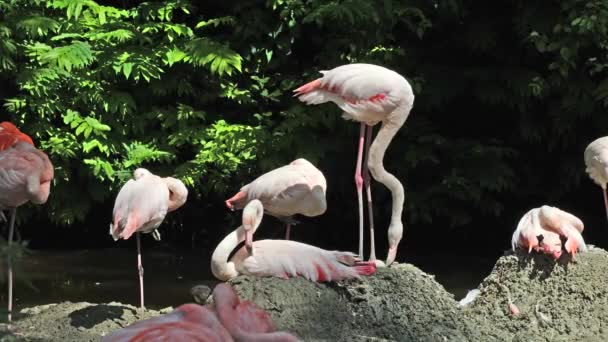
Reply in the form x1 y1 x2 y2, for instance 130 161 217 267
294 63 415 266
0 135 54 323
225 158 326 240
511 205 587 259
110 168 188 312
584 136 608 221
101 283 299 342
211 199 376 282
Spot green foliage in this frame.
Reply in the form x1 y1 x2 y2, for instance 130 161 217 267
0 0 606 252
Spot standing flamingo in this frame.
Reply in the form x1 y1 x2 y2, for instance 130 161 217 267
511 205 587 259
0 138 53 323
225 158 326 240
211 199 376 282
294 63 415 266
101 283 299 342
110 168 188 312
584 136 608 221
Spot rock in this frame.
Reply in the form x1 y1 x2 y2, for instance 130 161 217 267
463 246 608 342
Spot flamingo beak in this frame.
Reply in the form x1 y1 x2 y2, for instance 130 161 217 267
386 246 397 266
245 230 253 255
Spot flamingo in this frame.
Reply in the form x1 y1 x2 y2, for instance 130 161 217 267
110 168 188 312
101 283 299 342
584 136 608 221
0 123 53 323
211 199 376 282
225 158 326 240
511 205 587 259
294 63 415 266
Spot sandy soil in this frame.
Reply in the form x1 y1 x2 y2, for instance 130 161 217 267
2 247 608 341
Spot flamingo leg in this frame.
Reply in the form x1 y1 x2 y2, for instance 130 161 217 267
136 232 144 314
285 224 291 240
362 124 376 261
354 123 366 259
6 208 16 323
604 188 608 223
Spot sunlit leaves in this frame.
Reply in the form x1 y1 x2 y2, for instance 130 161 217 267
186 38 242 76
40 41 95 72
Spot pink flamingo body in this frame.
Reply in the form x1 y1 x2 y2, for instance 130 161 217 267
0 135 53 323
111 168 188 312
294 63 415 266
584 136 608 221
102 283 299 342
512 205 586 259
212 199 376 282
225 158 326 240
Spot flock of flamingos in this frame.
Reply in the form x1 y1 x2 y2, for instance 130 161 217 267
1 63 607 341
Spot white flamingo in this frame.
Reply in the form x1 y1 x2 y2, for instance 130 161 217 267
294 63 415 266
585 136 608 221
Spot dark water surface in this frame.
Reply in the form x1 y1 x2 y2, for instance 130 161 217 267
1 248 497 310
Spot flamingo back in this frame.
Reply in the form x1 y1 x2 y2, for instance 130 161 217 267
111 173 170 240
101 304 232 342
0 141 53 207
238 159 327 217
232 239 371 282
0 122 34 150
295 63 414 125
584 136 608 188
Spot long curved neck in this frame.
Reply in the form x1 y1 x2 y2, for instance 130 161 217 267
211 226 246 281
367 105 409 226
163 177 188 211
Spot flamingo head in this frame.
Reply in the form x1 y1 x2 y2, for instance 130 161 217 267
386 221 403 265
242 199 264 253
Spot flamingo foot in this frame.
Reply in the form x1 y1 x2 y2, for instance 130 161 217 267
353 261 377 276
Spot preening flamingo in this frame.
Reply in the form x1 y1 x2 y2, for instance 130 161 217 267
584 136 608 221
225 158 326 240
101 283 299 342
211 199 376 282
0 123 53 323
511 205 587 259
110 168 188 312
294 63 415 266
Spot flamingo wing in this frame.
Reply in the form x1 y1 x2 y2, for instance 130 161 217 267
0 122 34 150
101 304 232 342
0 143 48 207
243 161 325 216
584 137 608 187
233 240 372 282
294 63 411 123
111 174 170 240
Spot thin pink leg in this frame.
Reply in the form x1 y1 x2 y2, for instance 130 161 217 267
355 123 366 259
285 224 291 240
603 189 608 223
7 208 16 323
136 232 144 314
362 125 376 261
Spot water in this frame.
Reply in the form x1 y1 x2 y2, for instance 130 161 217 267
0 248 497 310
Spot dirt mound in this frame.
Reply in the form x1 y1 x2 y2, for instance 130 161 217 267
225 263 479 342
0 302 172 342
463 246 608 341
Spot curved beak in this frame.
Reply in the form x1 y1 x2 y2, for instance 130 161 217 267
386 246 397 266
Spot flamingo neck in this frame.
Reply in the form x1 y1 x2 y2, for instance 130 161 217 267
367 107 409 226
211 226 246 281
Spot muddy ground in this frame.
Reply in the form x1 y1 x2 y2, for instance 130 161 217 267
1 247 608 341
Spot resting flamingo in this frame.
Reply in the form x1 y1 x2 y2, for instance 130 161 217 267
110 168 188 312
101 283 299 342
0 123 53 322
225 158 326 240
294 63 415 266
584 136 608 221
211 199 376 282
511 205 587 259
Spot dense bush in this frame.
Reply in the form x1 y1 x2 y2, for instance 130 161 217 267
1 0 607 255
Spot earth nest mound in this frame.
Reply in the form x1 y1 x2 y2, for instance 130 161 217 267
463 246 608 342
